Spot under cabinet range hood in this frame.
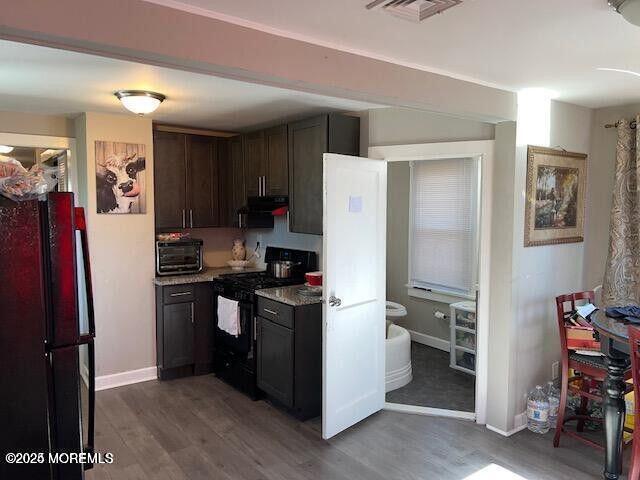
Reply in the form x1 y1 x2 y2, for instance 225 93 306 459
237 195 288 229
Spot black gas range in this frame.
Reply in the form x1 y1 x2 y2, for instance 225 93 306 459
212 246 317 399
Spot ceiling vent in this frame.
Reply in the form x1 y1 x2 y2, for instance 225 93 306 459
365 0 463 22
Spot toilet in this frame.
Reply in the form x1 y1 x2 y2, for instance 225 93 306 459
385 301 412 393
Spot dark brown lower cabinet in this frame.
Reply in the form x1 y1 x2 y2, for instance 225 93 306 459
156 283 214 380
256 297 321 420
256 317 294 406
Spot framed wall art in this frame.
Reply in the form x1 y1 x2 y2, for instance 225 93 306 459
524 146 587 247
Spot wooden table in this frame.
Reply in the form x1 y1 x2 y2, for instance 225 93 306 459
591 311 631 480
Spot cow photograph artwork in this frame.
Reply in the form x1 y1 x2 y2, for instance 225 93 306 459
95 140 146 214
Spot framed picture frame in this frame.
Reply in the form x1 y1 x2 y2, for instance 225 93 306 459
524 145 587 247
95 140 146 214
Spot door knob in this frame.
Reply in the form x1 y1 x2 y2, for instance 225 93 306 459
329 296 342 307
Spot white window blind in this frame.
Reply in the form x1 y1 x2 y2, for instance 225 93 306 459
409 157 478 296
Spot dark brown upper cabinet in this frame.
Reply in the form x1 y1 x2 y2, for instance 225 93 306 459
218 135 245 227
288 114 360 235
264 125 288 196
154 131 187 230
186 135 219 228
153 130 221 230
242 130 265 198
242 125 289 199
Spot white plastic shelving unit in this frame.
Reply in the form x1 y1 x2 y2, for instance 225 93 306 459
450 300 477 375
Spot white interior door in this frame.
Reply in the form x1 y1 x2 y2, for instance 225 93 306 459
322 153 387 439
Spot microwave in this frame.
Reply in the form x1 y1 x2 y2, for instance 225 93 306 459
156 238 203 276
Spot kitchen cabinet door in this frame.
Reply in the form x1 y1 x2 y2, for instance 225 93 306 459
257 316 294 407
287 116 328 235
187 135 219 227
265 125 288 196
162 302 194 369
193 283 214 375
154 131 187 229
287 114 360 235
229 136 246 223
219 136 245 227
242 130 266 198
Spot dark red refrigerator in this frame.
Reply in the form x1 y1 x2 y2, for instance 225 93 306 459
0 192 96 480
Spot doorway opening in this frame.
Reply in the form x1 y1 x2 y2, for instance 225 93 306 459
369 141 494 422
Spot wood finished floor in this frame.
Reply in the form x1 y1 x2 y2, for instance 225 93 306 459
87 374 616 480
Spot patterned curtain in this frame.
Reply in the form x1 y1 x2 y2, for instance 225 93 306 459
602 117 640 306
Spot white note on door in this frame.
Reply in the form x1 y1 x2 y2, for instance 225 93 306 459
349 195 363 213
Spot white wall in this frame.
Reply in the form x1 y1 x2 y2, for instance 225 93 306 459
490 101 593 432
75 112 156 377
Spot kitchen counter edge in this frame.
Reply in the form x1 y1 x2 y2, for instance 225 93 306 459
153 266 265 286
255 285 323 307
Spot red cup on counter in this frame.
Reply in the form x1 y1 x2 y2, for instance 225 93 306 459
305 271 323 286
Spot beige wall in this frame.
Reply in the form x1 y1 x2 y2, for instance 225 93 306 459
0 110 74 137
75 112 155 377
185 227 240 267
371 107 495 342
0 0 516 123
584 103 640 290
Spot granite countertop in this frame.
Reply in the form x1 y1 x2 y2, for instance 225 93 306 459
153 266 265 286
256 284 323 307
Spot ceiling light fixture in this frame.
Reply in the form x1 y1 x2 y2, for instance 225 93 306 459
0 145 14 154
609 0 640 26
114 90 166 115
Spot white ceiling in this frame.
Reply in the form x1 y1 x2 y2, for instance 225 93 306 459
0 40 380 131
146 0 640 108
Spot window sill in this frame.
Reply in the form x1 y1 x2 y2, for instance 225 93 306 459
406 285 474 304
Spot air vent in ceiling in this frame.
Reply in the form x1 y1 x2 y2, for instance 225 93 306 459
365 0 463 22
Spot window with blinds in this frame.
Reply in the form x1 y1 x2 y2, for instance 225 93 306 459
409 157 479 296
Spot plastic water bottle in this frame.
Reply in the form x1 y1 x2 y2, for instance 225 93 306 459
527 385 550 434
545 381 560 429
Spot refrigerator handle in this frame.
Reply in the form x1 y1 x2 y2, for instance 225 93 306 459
74 207 96 339
84 339 96 469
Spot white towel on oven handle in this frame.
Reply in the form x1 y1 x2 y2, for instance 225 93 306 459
217 296 240 337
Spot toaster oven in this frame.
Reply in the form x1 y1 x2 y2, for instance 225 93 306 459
156 238 203 276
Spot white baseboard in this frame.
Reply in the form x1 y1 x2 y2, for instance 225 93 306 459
384 402 476 421
95 366 157 391
486 412 528 437
408 329 450 352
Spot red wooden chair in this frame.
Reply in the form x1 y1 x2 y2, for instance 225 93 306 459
627 326 640 479
553 291 633 449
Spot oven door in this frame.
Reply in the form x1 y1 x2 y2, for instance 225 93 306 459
214 294 253 355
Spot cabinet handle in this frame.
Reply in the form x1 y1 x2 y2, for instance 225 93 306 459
258 177 262 196
262 176 266 196
189 209 194 228
170 291 191 297
238 213 243 229
182 209 186 229
263 308 279 316
191 303 194 324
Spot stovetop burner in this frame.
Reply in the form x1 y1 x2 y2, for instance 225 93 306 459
219 271 304 291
